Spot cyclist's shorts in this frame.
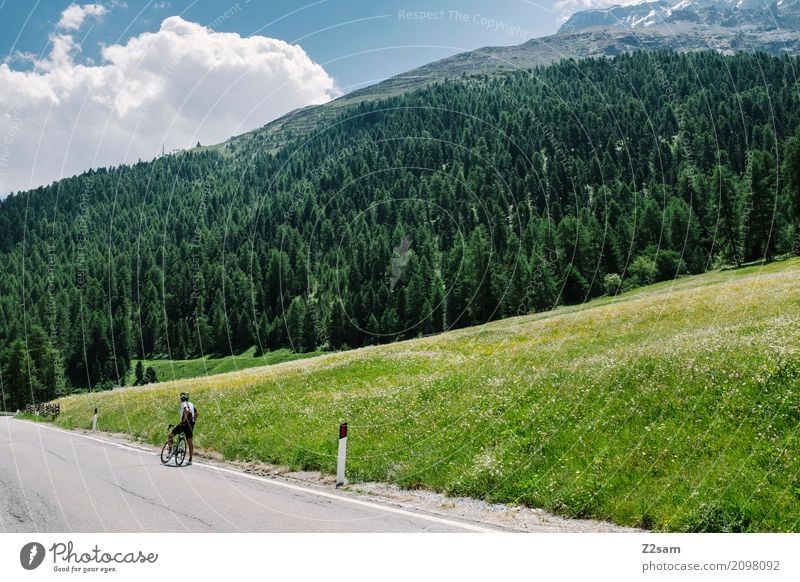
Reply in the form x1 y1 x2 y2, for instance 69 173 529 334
171 421 194 438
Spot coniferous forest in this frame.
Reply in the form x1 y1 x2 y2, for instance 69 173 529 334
1 50 799 407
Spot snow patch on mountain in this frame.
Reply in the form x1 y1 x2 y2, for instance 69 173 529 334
559 0 800 33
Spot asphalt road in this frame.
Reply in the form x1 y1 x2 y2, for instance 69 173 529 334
0 417 494 533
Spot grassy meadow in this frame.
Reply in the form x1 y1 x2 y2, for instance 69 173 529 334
127 347 320 384
53 259 800 531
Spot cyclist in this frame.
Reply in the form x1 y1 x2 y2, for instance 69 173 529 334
167 392 198 465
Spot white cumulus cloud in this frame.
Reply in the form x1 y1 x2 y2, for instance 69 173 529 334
0 16 340 195
57 3 108 30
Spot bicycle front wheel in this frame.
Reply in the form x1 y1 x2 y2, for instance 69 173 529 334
160 440 172 464
175 438 186 466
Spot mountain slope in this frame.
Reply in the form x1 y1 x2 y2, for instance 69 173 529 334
217 1 800 156
53 258 800 531
559 0 675 31
1 51 799 402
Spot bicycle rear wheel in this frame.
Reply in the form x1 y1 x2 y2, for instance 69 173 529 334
160 440 173 464
174 436 186 466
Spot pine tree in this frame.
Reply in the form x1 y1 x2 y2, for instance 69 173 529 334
783 133 800 253
134 360 144 386
464 227 493 323
329 298 346 350
285 296 306 352
143 366 158 385
302 299 318 352
744 150 778 261
711 164 742 265
27 325 66 401
1 340 38 409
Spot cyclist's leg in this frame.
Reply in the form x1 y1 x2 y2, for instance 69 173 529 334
168 424 182 450
185 423 194 461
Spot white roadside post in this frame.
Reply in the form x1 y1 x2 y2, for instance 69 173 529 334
91 408 97 432
336 422 348 488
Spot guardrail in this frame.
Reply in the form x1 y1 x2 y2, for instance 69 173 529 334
25 403 60 417
0 411 15 416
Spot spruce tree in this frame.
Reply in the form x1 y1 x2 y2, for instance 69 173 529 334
744 150 778 261
134 361 144 386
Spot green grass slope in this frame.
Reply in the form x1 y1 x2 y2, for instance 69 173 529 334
53 259 800 531
127 348 320 384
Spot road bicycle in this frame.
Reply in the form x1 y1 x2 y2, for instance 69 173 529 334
160 424 187 466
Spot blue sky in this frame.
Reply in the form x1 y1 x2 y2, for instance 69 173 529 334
0 0 612 194
0 0 585 92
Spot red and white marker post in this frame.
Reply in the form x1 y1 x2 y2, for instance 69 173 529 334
336 422 348 488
